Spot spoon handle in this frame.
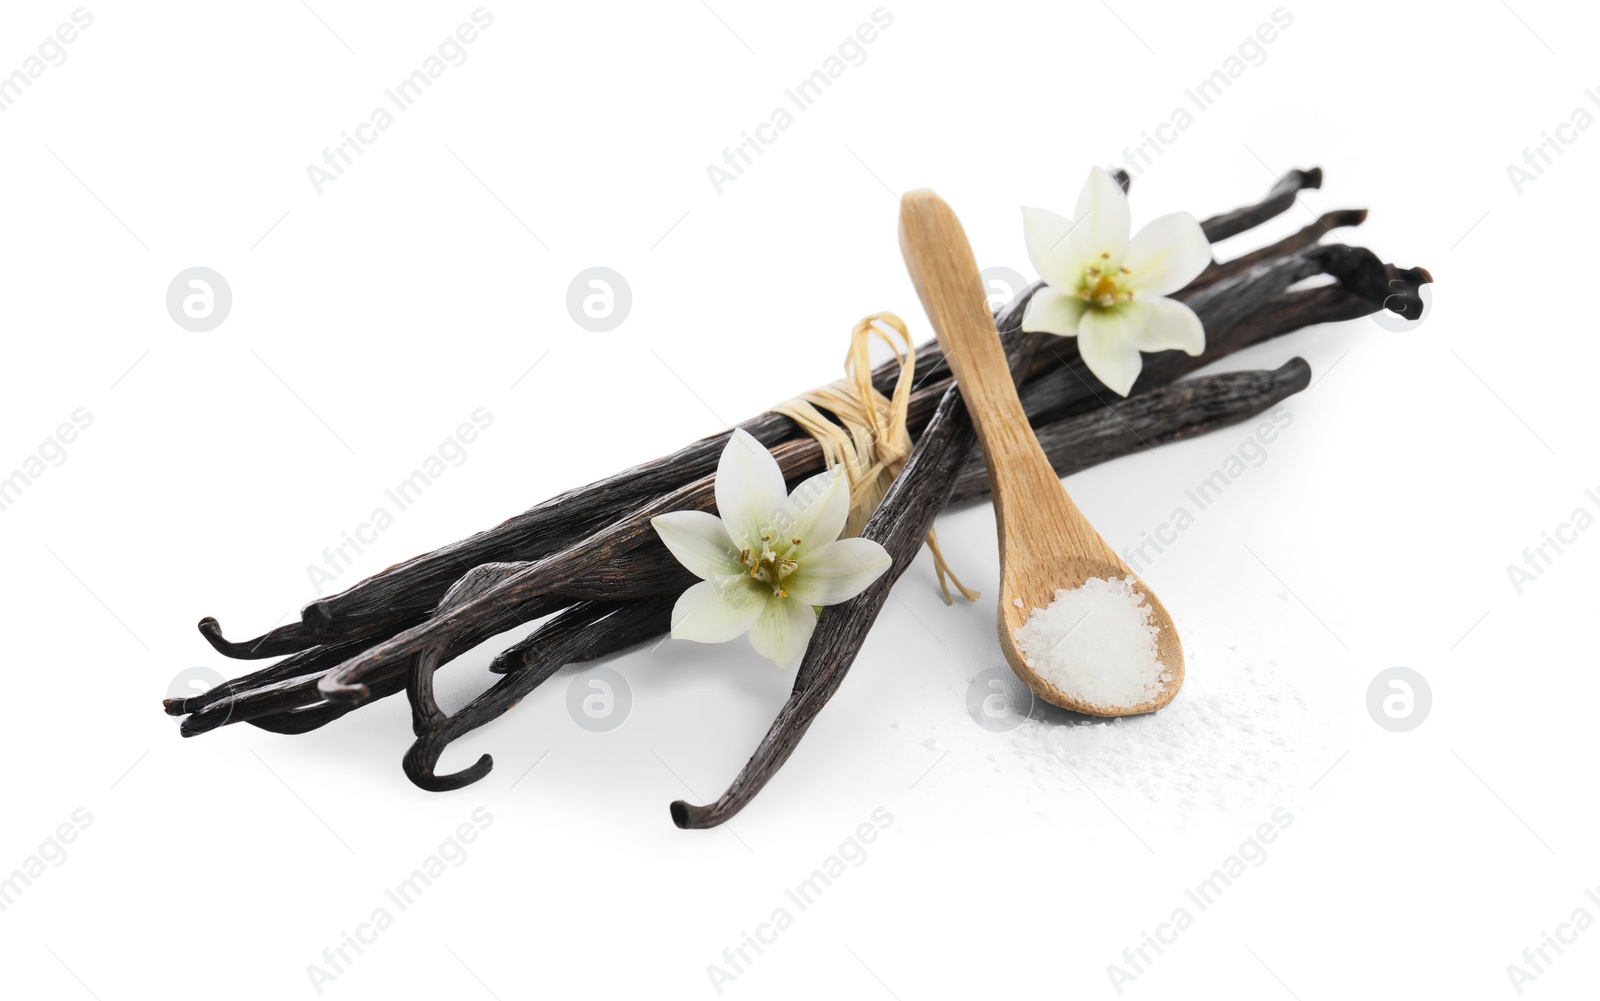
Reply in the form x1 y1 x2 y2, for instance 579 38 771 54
897 191 1026 436
897 190 1065 510
898 189 1123 572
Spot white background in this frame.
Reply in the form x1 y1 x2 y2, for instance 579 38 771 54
1 1 1595 998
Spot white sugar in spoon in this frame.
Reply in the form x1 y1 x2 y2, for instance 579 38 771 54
898 189 1184 716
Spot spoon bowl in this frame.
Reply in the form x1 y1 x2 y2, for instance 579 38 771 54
897 188 1184 716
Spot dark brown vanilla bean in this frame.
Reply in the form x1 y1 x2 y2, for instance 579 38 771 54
197 617 319 660
948 358 1312 504
204 168 1324 661
176 558 692 736
165 635 372 725
1001 242 1419 433
1189 209 1367 291
228 670 413 736
404 563 528 734
1199 167 1322 242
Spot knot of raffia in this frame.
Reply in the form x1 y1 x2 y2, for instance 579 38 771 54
771 312 978 605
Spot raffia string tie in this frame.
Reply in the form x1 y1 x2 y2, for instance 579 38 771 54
771 312 978 605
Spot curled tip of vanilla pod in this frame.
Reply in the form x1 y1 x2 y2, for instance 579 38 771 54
400 598 672 792
197 615 314 661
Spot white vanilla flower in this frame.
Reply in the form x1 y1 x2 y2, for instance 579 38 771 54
1020 167 1212 396
651 428 892 670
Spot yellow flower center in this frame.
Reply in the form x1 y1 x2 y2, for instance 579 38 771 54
1077 251 1135 310
737 532 801 598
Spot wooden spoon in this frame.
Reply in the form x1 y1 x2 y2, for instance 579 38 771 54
897 189 1183 716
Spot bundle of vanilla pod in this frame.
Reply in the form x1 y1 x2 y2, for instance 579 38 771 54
166 168 1430 828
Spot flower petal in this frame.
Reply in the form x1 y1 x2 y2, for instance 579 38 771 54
715 428 787 550
651 511 741 581
1021 206 1086 290
1123 211 1211 296
1125 296 1205 356
1077 308 1146 396
1069 167 1131 270
1020 286 1088 338
670 578 766 643
770 466 849 557
747 596 818 670
783 538 892 607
